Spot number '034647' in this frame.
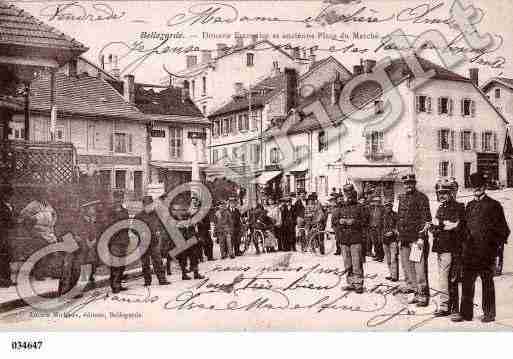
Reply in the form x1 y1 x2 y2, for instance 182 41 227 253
11 341 43 350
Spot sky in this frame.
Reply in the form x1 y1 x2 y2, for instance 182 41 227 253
9 0 513 85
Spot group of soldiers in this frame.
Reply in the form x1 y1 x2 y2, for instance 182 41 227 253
329 172 510 323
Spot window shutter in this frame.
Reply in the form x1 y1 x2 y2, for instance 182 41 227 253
437 130 442 151
450 162 455 177
109 134 113 151
128 134 133 153
472 132 477 150
426 97 432 113
450 130 455 151
471 100 476 117
460 131 464 151
438 162 442 177
493 132 498 152
378 132 384 152
437 97 442 115
482 132 485 152
461 99 465 116
449 98 453 115
365 134 371 154
415 96 420 113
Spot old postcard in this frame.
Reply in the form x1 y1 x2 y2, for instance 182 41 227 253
0 0 512 333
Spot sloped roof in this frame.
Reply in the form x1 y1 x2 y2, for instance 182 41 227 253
0 0 87 51
134 86 204 118
209 72 286 117
301 56 352 79
27 73 144 121
481 77 513 93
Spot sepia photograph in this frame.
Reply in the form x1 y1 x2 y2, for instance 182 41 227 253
0 0 512 344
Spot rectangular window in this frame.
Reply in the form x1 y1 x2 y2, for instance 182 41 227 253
318 131 328 152
461 130 473 151
294 145 309 164
251 143 261 164
229 116 237 134
439 161 449 177
438 129 451 151
270 147 280 164
461 99 475 117
212 149 219 163
202 76 207 96
151 129 166 138
55 125 65 142
495 88 501 99
295 174 306 194
366 131 384 155
415 95 431 113
438 97 453 115
482 131 494 152
250 110 259 131
213 121 219 137
223 118 229 135
169 127 183 159
244 114 249 131
246 53 254 67
114 133 129 153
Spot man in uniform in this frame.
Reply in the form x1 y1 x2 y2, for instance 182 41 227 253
228 197 242 256
170 195 205 280
430 182 465 317
453 172 510 323
106 190 130 293
332 183 368 294
0 184 15 287
368 195 385 262
135 196 170 286
397 174 432 307
382 200 399 282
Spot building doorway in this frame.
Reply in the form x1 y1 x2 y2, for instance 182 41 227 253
134 171 143 199
464 162 472 188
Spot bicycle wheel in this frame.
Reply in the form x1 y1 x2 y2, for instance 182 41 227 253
307 231 330 255
254 230 265 253
239 231 249 254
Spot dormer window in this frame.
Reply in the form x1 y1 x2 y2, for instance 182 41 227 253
246 53 254 67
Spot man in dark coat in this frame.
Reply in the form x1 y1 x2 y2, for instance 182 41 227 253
332 184 369 294
228 197 242 256
0 184 15 287
430 182 465 317
397 174 432 306
104 190 130 293
134 196 170 286
292 192 306 221
453 172 510 323
281 197 296 251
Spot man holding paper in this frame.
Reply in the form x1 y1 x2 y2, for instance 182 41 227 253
397 174 432 307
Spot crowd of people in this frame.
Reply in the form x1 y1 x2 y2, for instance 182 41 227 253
0 170 510 323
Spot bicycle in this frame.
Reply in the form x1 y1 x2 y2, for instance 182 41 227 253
239 225 266 255
306 229 337 255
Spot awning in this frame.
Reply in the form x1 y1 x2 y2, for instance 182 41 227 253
345 165 413 181
255 170 282 185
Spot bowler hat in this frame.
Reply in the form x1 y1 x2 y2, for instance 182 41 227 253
469 172 486 188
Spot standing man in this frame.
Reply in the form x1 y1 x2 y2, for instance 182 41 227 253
0 184 15 287
368 196 385 262
134 196 170 286
170 195 205 280
105 190 130 293
382 201 399 282
454 172 510 323
281 197 296 252
228 197 242 256
397 174 432 307
214 201 234 259
332 184 368 294
430 182 465 317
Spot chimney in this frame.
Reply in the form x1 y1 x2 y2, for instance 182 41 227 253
469 68 479 86
363 59 377 73
233 82 244 97
181 81 190 103
186 55 198 69
201 50 212 63
68 58 78 77
111 54 120 79
123 74 135 104
284 68 298 112
216 43 228 58
100 55 105 70
353 65 364 76
235 37 244 49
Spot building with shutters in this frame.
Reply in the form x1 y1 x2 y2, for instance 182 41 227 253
8 68 149 199
481 77 513 187
263 55 509 202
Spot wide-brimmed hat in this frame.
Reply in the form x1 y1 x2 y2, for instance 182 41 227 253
470 172 486 188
